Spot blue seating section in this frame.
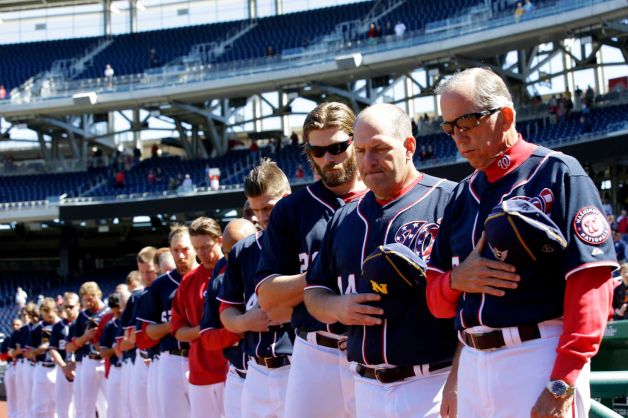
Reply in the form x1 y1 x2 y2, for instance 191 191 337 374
0 0 558 88
0 167 110 203
0 37 97 91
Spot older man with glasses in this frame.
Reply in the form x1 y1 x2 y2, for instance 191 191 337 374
426 67 618 418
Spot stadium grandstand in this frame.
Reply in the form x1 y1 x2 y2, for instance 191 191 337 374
1 1 628 407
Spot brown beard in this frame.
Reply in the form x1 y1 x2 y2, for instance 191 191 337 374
311 153 358 188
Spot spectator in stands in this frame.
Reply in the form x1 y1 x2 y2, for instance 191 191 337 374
266 46 275 57
181 173 193 192
151 143 160 158
614 227 627 263
394 20 406 38
367 22 378 43
514 2 525 22
574 85 583 111
155 166 163 183
420 145 427 161
618 209 628 234
383 21 393 37
15 287 27 310
147 169 156 188
150 48 160 68
168 176 178 191
585 85 595 107
612 263 628 320
411 119 418 136
426 144 434 159
104 64 114 89
523 0 534 16
603 196 614 216
133 146 142 165
290 131 299 146
0 84 6 99
250 140 260 161
294 164 305 180
114 169 126 188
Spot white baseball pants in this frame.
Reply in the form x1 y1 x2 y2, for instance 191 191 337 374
5 363 18 418
284 334 356 418
31 363 57 418
189 381 225 418
224 367 245 418
130 354 149 418
241 359 290 418
158 352 190 418
77 357 107 418
55 365 75 418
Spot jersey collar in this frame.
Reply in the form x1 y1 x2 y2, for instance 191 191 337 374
375 173 423 206
482 134 537 183
341 188 369 203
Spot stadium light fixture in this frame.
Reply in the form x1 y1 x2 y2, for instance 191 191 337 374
72 92 98 106
335 53 362 70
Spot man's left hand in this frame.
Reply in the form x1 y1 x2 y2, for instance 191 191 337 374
531 388 573 418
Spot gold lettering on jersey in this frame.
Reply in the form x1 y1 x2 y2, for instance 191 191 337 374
370 280 388 294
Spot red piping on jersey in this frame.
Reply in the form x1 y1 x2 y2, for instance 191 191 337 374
375 173 423 206
482 135 537 183
341 188 368 203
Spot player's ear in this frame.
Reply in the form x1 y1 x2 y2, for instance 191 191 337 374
403 136 416 161
499 107 515 132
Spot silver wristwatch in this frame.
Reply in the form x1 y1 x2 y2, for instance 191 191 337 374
546 380 575 399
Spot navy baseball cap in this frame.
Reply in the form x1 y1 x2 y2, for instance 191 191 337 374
482 198 567 266
359 243 427 319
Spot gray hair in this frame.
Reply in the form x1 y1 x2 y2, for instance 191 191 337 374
435 67 514 111
358 103 413 140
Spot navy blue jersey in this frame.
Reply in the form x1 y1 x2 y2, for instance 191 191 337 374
74 306 111 358
0 338 8 357
29 320 57 363
307 175 458 366
256 180 356 333
218 232 294 358
7 329 21 359
100 318 122 367
429 144 619 330
117 287 143 361
15 324 32 356
136 269 189 353
65 322 77 362
201 258 247 370
49 318 71 361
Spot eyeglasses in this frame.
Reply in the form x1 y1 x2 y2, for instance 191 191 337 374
440 108 502 135
306 137 353 158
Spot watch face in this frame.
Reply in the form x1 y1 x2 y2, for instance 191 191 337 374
550 381 567 396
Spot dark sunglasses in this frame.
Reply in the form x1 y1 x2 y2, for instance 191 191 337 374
306 137 353 158
441 108 501 135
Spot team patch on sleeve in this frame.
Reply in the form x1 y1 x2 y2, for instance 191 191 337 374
573 206 610 245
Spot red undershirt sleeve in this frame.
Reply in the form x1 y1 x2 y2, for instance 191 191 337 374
425 269 462 318
551 266 613 385
200 329 240 352
135 322 159 350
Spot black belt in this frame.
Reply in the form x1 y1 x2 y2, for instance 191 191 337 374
298 331 347 351
253 355 290 369
39 362 55 368
461 324 541 351
112 363 122 368
355 360 452 384
168 348 189 358
139 351 151 359
87 353 103 360
28 361 36 367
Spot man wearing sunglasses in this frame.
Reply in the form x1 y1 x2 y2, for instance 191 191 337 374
255 102 367 418
427 67 617 418
49 292 80 418
305 103 457 418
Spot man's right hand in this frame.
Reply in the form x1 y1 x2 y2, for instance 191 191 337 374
241 306 271 332
450 233 520 297
330 293 383 326
83 328 97 340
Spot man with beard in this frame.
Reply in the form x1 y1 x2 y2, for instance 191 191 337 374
137 226 197 418
255 102 366 418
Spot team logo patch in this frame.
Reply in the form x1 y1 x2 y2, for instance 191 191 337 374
497 155 511 170
394 221 440 260
489 243 508 261
573 206 610 245
510 188 555 215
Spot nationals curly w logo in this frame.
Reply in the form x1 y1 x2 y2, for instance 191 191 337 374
394 221 440 260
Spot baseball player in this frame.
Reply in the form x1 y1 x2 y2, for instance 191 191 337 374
70 282 111 418
114 270 142 418
219 159 294 418
171 216 236 418
14 302 38 418
120 247 157 418
49 292 80 418
304 103 457 418
30 297 60 418
136 226 198 418
200 218 258 418
99 292 128 418
426 67 619 418
5 318 23 418
255 102 367 418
